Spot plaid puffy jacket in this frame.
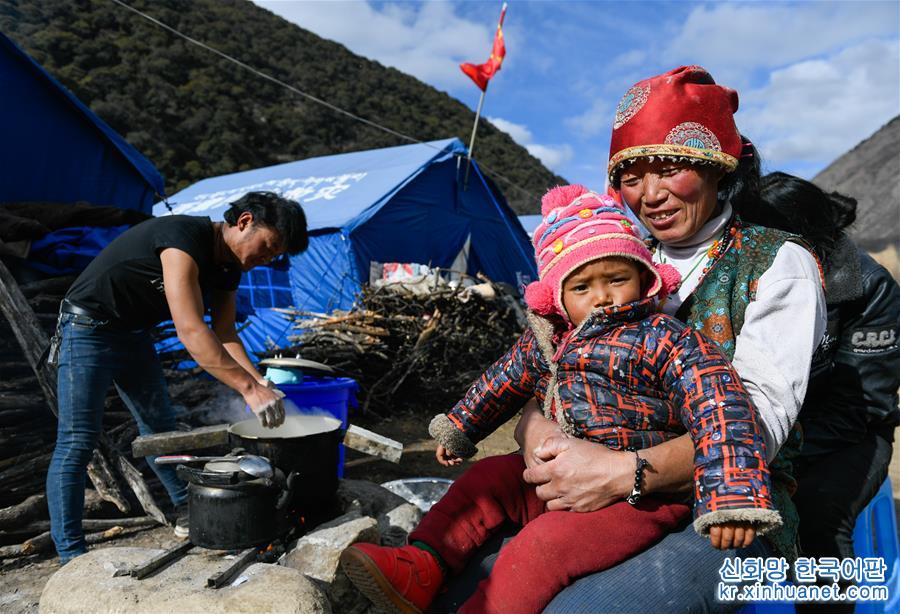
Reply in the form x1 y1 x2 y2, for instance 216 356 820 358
430 298 781 534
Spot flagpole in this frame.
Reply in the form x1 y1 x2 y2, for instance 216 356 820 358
464 86 487 190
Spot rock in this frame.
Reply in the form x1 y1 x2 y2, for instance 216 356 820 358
39 547 330 614
380 503 422 547
337 479 410 518
337 479 423 546
282 512 378 582
282 511 379 612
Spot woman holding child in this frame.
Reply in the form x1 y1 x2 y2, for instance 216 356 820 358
342 65 828 612
525 65 828 611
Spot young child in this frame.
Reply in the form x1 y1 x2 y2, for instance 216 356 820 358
341 185 781 614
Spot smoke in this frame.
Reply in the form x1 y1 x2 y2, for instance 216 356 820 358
180 387 253 426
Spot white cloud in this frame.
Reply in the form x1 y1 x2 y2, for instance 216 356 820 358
486 116 532 145
667 2 898 80
254 1 490 87
526 143 574 169
487 116 573 171
738 38 900 170
564 99 611 137
607 49 647 72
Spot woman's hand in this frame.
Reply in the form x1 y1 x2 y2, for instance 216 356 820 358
514 399 695 511
515 399 562 470
522 436 634 512
435 445 463 467
709 522 757 550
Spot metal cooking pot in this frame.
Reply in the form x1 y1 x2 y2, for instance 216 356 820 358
177 462 298 550
228 415 344 520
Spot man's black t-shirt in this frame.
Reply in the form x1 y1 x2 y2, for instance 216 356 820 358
65 216 242 329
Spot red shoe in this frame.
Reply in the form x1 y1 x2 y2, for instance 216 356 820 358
340 543 443 614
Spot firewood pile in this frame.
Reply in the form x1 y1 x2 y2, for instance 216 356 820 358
270 278 527 415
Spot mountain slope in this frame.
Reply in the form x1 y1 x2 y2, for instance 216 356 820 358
1 0 565 213
813 116 900 253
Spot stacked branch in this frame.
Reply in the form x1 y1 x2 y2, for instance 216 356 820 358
275 277 526 415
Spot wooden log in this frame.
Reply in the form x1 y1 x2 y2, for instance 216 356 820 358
132 422 403 463
9 530 51 557
343 424 403 464
0 443 55 471
0 494 46 529
86 449 130 514
115 455 168 526
1 516 158 546
0 526 46 545
0 258 57 413
0 394 47 409
131 424 229 457
0 452 52 486
17 515 159 534
0 526 126 558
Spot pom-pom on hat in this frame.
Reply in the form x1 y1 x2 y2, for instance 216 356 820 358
524 185 680 319
607 65 742 185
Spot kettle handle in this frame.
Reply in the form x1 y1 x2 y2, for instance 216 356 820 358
275 471 300 510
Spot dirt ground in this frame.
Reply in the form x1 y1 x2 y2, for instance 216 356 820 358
0 411 518 614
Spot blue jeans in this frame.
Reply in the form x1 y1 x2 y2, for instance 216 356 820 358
46 313 187 562
546 520 772 612
433 518 772 612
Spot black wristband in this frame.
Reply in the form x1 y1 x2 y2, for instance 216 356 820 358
625 448 649 506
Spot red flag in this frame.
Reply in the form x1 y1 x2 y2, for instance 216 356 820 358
460 3 507 92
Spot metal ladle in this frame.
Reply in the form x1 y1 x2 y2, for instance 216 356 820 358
155 454 273 479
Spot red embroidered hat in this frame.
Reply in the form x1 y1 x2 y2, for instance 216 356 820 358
607 65 742 184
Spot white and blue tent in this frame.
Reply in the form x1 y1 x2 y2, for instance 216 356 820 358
154 138 537 354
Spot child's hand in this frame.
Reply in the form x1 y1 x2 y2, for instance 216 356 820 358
709 522 756 550
435 444 463 467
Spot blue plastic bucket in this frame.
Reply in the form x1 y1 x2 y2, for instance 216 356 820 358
276 376 358 477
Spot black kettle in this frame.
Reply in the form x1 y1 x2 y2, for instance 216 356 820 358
176 462 299 550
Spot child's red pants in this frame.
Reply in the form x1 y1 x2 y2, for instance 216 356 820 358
408 453 690 614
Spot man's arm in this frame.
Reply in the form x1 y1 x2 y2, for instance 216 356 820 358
209 289 268 385
160 248 284 426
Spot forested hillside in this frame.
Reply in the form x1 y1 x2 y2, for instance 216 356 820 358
1 0 566 213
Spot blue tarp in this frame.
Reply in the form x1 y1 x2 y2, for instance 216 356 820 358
27 225 131 275
155 138 538 355
0 32 164 212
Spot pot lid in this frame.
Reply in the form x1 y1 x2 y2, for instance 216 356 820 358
204 460 241 474
257 357 335 373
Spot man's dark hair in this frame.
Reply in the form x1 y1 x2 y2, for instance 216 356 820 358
223 191 309 255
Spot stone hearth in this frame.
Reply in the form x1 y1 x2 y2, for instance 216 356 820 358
39 479 424 613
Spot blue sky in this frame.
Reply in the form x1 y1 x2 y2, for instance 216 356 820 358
255 1 899 190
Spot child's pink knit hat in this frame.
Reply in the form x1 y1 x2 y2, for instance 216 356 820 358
524 184 680 318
